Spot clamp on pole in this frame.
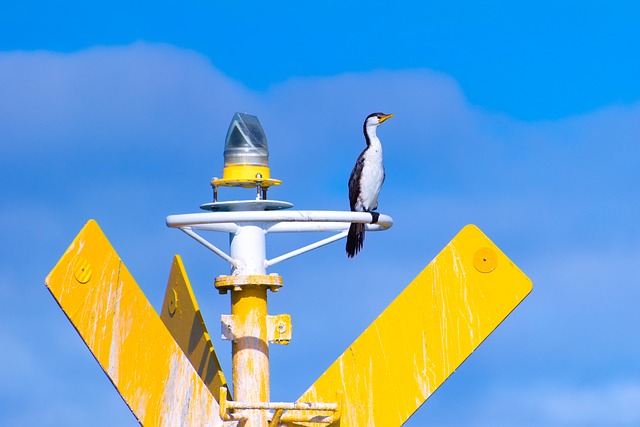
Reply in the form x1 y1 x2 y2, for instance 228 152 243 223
219 387 342 425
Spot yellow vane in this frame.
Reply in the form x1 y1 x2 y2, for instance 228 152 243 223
294 224 533 426
45 220 531 426
160 255 231 403
45 220 224 426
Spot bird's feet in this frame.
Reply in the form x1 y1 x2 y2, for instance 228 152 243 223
370 211 380 224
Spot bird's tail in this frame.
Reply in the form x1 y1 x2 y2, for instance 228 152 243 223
346 222 365 258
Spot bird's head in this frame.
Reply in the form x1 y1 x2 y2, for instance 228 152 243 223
365 112 394 128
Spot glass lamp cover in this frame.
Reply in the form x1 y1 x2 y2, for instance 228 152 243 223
223 113 269 167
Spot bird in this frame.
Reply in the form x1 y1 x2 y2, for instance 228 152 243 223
346 112 393 257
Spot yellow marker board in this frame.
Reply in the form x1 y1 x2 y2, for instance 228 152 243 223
295 224 532 427
45 220 224 427
160 255 231 402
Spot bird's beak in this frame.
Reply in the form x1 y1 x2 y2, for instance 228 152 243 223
379 113 394 123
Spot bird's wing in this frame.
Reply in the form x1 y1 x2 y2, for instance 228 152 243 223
348 154 366 211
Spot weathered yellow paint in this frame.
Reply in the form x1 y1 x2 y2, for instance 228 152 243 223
215 274 283 294
267 314 292 344
231 285 270 426
294 224 533 427
160 255 231 403
45 220 224 426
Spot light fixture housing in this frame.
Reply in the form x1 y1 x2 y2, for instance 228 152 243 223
210 113 282 199
223 113 269 178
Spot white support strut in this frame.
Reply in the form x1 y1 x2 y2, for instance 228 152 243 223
180 227 237 267
166 210 393 269
265 230 348 267
166 210 393 232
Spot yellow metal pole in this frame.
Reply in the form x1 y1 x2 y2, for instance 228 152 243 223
232 285 269 426
216 274 283 426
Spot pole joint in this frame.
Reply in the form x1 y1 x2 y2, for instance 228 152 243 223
215 274 283 294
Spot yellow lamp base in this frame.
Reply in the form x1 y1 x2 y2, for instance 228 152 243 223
213 165 282 188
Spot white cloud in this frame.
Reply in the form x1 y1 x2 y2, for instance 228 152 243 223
0 42 256 157
540 383 640 425
489 382 640 427
406 381 640 427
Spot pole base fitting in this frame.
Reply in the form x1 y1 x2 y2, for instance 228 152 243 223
215 274 283 294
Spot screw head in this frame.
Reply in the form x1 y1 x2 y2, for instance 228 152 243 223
168 289 178 315
73 257 92 284
473 247 498 273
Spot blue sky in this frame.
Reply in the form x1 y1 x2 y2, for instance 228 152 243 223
1 1 639 426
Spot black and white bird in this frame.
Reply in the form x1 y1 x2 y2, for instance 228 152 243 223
346 112 394 257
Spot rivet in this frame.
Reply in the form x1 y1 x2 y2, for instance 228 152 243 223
168 289 178 315
473 247 498 273
278 324 286 333
73 257 92 284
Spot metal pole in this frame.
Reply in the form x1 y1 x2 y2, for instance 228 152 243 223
229 224 266 276
228 223 269 426
231 286 269 426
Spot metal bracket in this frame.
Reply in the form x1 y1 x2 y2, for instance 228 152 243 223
167 210 393 269
219 387 341 425
220 314 236 341
221 314 292 345
267 314 291 344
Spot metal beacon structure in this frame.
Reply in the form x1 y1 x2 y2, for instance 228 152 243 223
46 113 532 427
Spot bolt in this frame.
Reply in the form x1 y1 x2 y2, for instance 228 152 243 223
168 289 178 315
473 247 498 273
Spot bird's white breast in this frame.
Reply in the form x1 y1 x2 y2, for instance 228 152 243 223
357 143 384 211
